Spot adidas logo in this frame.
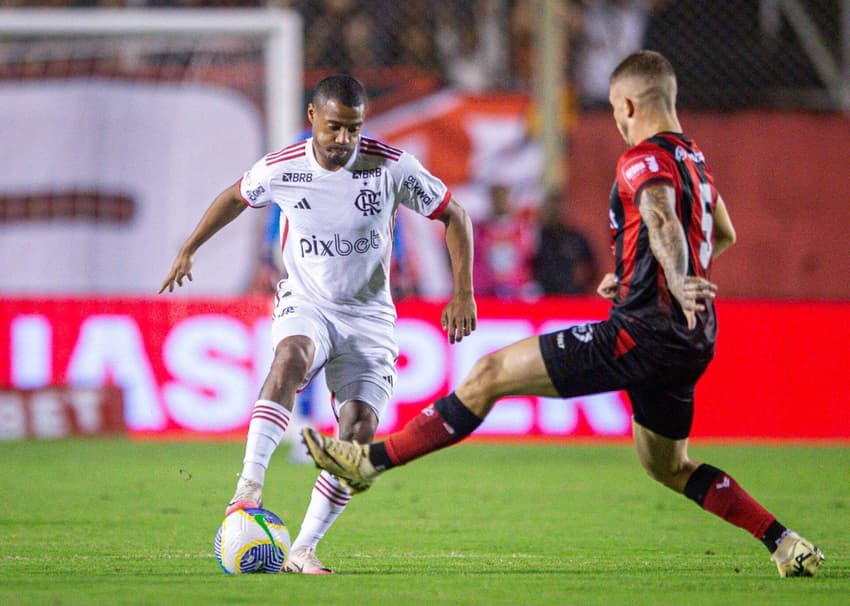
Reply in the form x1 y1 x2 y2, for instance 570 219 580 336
294 198 311 209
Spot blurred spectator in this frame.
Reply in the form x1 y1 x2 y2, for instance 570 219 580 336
573 0 662 108
532 190 597 295
392 0 441 77
508 0 534 89
473 183 538 298
642 1 787 108
304 0 388 70
509 0 583 90
434 0 508 91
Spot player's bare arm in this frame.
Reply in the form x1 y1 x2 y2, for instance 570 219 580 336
437 198 477 344
638 183 715 329
711 195 736 258
158 181 248 293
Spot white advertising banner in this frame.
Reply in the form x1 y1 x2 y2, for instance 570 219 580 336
0 80 264 294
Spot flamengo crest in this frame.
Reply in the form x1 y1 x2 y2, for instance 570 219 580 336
354 189 381 216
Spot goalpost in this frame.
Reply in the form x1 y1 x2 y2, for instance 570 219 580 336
0 8 304 296
0 7 303 150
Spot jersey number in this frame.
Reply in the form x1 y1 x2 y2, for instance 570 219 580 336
698 183 713 270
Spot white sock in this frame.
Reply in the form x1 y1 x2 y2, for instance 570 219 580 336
291 471 351 550
241 399 290 485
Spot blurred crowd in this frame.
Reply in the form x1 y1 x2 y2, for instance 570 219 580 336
3 0 832 108
472 184 598 299
2 0 834 299
1 0 670 104
2 0 624 298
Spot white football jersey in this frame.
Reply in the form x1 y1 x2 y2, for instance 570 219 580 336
239 136 451 321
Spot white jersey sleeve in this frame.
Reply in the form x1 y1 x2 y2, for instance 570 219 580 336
392 151 452 219
239 156 276 208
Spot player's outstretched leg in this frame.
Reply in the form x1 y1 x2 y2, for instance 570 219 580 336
301 427 377 494
302 392 485 492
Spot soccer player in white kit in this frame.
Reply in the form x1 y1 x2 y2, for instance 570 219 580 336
159 75 477 573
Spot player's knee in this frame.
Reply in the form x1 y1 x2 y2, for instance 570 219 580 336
460 354 503 407
271 337 313 374
339 420 376 443
338 402 378 442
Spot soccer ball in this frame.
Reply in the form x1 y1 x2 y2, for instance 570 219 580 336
214 507 291 574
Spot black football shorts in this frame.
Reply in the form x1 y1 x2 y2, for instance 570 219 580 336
538 314 712 440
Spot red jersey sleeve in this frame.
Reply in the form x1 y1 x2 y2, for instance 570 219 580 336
616 143 677 206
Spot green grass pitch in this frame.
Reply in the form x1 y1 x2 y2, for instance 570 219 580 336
1 438 847 605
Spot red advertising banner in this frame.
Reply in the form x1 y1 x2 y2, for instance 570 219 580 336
0 385 124 440
0 297 847 440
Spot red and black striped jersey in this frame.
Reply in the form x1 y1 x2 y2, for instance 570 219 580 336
608 132 717 346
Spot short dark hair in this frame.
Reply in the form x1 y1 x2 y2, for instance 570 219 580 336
312 74 368 109
610 50 676 84
610 50 677 110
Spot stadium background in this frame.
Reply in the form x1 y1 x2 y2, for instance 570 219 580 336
0 1 848 442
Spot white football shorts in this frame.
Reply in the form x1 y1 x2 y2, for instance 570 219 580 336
271 289 398 421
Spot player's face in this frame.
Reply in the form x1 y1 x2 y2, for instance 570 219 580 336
308 99 365 170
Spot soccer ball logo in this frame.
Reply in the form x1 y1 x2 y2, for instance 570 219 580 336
214 508 291 574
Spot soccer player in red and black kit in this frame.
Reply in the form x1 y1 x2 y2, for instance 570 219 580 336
302 50 825 577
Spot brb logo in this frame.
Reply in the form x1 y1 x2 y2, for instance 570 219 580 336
352 167 382 180
281 172 313 183
299 229 381 257
354 189 381 216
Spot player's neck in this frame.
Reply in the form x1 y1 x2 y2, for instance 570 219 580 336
634 114 682 145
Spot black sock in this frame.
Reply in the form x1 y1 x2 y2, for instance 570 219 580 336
369 441 393 471
760 519 789 554
368 393 483 472
434 392 484 436
683 463 723 505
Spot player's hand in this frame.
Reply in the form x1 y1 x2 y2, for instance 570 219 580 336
677 276 717 330
596 273 618 299
441 291 477 344
158 250 194 294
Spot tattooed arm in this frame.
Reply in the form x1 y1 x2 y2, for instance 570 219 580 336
637 183 715 329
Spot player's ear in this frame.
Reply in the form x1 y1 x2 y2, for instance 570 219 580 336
625 97 636 118
307 103 315 125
